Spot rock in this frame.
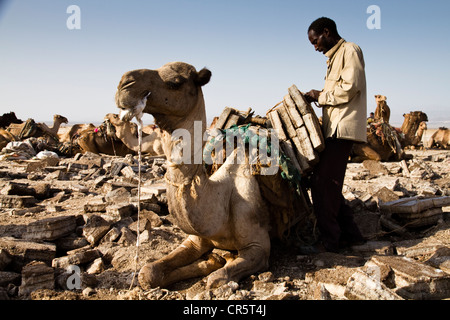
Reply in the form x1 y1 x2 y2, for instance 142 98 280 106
0 237 56 271
0 195 36 208
140 184 166 196
362 160 389 176
128 218 151 234
117 227 137 247
82 215 112 245
138 230 151 243
52 249 101 269
344 269 403 300
0 249 12 271
106 204 135 218
351 241 393 256
140 210 163 227
100 227 121 243
0 271 21 288
82 287 95 297
425 247 450 274
23 215 77 241
19 261 54 297
84 202 107 213
394 239 444 259
369 255 450 300
373 187 399 204
1 182 36 197
86 258 105 275
54 236 89 252
258 271 274 282
305 266 359 299
44 170 67 181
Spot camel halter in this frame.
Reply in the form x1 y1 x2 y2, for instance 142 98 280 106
164 172 201 200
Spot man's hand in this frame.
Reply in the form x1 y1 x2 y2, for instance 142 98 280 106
304 90 322 103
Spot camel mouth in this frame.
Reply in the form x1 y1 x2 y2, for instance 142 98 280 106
118 92 151 123
119 108 135 122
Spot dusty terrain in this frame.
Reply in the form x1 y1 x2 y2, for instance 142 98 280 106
0 142 449 300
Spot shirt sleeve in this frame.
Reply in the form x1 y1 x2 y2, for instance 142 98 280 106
318 45 365 107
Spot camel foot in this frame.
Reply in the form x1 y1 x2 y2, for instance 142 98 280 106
206 268 230 289
138 262 166 290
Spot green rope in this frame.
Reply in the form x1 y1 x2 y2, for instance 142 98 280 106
203 124 303 194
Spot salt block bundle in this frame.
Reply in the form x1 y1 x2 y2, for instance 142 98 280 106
379 196 450 228
211 84 325 177
267 84 324 176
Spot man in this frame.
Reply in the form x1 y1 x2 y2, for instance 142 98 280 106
303 17 366 253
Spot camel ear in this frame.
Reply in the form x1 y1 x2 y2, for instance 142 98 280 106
195 68 211 87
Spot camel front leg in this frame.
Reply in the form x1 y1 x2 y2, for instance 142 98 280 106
138 235 214 289
206 240 270 289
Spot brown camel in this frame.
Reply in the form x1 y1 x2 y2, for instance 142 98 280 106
6 114 68 143
75 120 136 156
115 62 310 289
409 121 427 148
351 111 428 162
374 95 390 123
426 127 450 149
0 128 16 150
103 113 164 156
58 123 96 143
400 111 429 147
0 112 22 129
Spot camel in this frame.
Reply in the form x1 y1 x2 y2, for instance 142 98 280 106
409 121 427 148
114 62 310 289
39 114 68 137
103 113 164 156
75 119 136 156
0 128 16 150
6 114 68 143
426 127 450 149
58 123 95 143
351 111 428 162
374 95 390 123
0 112 22 129
400 111 429 148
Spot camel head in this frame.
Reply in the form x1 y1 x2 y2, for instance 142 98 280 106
54 114 68 125
115 62 211 131
403 111 428 123
375 95 387 103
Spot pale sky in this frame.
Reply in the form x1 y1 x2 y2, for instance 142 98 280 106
0 0 449 127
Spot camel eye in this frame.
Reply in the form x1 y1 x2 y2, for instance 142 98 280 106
121 80 136 89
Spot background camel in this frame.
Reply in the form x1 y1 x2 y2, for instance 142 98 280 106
115 62 311 289
0 128 16 150
374 95 390 123
400 111 428 148
75 119 136 156
0 112 22 129
351 111 428 162
103 113 164 156
426 127 450 149
6 114 67 143
58 123 95 143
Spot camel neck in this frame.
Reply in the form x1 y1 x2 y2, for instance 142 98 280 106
163 90 208 188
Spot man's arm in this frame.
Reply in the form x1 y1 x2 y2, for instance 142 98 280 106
318 45 365 107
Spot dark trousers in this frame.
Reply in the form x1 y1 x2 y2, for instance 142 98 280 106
310 138 363 252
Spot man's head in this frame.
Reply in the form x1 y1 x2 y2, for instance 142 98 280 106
308 17 341 54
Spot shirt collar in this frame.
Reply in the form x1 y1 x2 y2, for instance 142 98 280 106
325 38 345 59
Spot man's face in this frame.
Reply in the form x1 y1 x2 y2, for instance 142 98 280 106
308 29 331 54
